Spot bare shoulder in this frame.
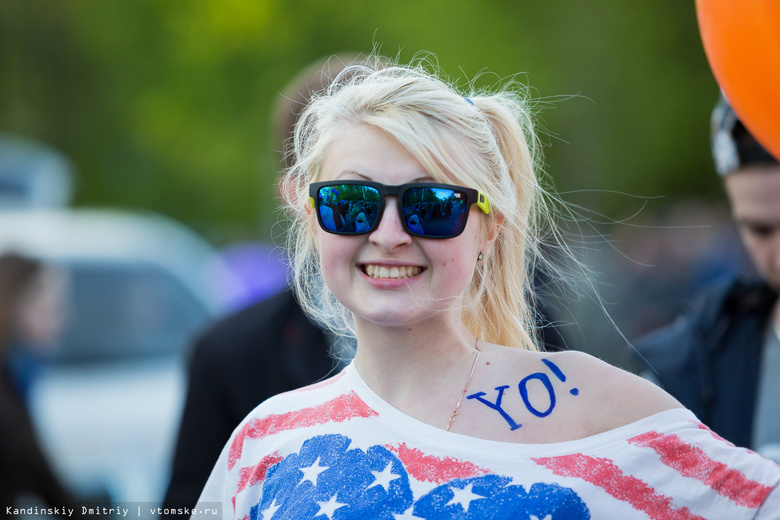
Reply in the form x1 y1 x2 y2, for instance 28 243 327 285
456 344 685 443
542 349 684 432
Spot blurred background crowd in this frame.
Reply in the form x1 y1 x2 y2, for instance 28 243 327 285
0 0 757 516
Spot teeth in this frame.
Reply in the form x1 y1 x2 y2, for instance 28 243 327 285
363 264 422 279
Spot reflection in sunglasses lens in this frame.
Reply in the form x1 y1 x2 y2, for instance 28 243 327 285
402 188 467 237
318 184 380 233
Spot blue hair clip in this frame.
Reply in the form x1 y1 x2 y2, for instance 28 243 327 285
464 97 474 106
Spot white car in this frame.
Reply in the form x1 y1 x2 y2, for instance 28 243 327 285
0 208 238 505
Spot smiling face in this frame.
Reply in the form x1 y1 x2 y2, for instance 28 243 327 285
313 124 489 330
724 165 780 291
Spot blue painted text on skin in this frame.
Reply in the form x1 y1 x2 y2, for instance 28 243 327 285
467 359 579 430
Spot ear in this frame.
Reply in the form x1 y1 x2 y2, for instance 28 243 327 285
483 213 504 254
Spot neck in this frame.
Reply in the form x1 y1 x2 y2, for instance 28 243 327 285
352 315 477 408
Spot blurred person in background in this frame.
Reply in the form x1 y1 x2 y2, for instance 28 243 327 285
0 252 83 514
635 95 780 458
160 55 356 516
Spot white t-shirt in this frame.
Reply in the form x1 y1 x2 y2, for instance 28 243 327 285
753 323 780 462
195 363 780 519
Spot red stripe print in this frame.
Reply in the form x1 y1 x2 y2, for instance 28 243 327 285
691 425 777 468
228 425 251 471
692 421 736 447
236 453 284 494
388 443 489 484
629 431 772 509
533 454 705 520
228 391 377 469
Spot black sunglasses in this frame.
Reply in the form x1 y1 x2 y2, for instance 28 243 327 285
309 180 491 238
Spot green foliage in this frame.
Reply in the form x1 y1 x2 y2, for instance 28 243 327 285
0 0 719 243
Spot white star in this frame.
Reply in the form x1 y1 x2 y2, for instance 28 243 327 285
261 499 281 520
445 483 484 513
315 494 347 519
367 461 401 492
393 506 425 520
300 457 328 486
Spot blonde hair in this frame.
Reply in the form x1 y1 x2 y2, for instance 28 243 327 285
281 54 556 354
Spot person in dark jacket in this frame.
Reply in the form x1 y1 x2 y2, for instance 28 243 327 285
160 287 339 514
635 95 780 456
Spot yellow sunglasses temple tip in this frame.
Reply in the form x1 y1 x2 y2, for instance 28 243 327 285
476 191 491 214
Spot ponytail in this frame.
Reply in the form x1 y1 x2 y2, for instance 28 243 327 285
462 93 547 351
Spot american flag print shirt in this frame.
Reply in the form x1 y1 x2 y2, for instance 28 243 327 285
195 363 780 519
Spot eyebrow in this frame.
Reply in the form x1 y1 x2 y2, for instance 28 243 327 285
336 170 435 183
734 217 780 228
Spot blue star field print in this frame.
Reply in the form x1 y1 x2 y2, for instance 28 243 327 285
250 434 590 519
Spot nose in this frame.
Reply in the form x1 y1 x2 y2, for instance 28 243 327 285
368 197 412 250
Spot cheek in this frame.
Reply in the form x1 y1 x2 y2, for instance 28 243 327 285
316 234 337 275
437 249 472 275
453 217 484 265
445 257 476 294
431 232 481 291
741 234 770 267
316 231 356 284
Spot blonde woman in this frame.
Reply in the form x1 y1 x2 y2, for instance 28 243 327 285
195 56 780 519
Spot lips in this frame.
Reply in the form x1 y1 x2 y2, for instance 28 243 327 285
361 264 423 279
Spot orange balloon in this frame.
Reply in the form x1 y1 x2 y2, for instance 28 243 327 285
696 0 780 161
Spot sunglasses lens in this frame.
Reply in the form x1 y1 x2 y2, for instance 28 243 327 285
402 187 468 237
316 184 381 234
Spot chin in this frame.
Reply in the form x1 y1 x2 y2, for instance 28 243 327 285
355 310 418 328
354 301 454 329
